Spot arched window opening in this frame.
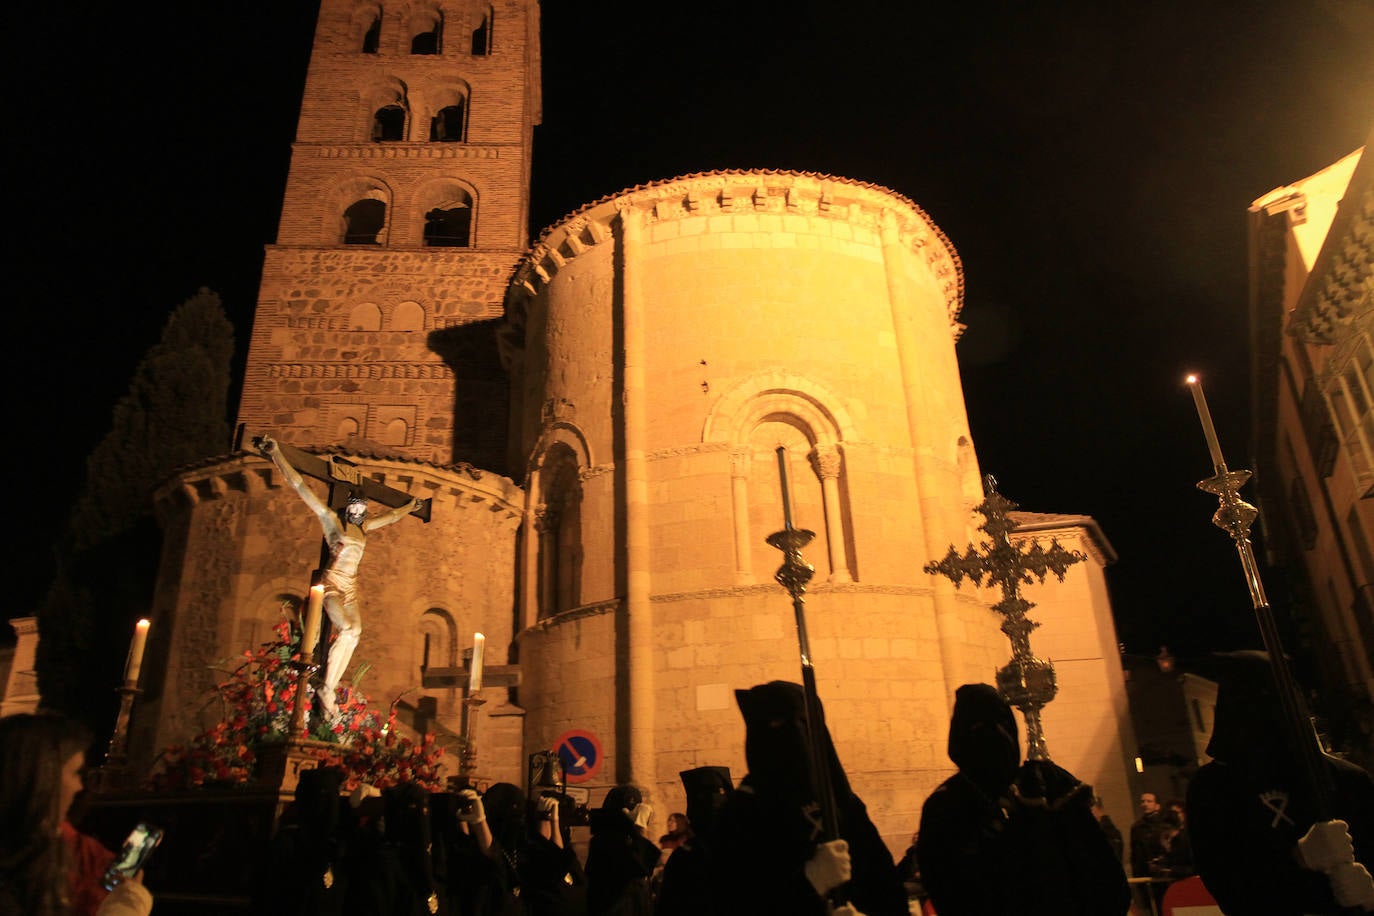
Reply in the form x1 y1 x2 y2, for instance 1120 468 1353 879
419 608 458 670
748 420 824 583
392 301 425 331
343 199 386 245
424 195 473 247
538 444 582 618
337 416 361 439
470 9 491 55
411 12 442 54
430 102 466 142
349 302 382 330
372 104 406 141
383 418 408 445
362 14 381 53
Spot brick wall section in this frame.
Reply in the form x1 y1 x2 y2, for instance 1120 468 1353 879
238 0 538 470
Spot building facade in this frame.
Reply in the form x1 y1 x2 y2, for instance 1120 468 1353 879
1249 137 1374 761
132 0 1140 852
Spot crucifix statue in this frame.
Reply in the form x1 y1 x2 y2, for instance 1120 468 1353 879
924 475 1086 761
256 436 430 720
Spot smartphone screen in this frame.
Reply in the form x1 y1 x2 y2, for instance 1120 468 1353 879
102 822 163 891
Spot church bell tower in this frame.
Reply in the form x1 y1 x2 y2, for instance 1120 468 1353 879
236 0 541 471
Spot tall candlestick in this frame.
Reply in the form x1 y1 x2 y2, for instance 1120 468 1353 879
469 632 485 693
775 446 794 529
124 619 150 686
1186 374 1228 471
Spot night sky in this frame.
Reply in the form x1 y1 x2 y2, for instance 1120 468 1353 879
9 1 1373 667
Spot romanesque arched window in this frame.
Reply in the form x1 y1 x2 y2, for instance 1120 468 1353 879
419 183 475 247
332 177 391 246
372 104 407 141
337 416 361 439
470 6 492 55
343 199 386 244
358 7 382 53
538 443 582 617
431 103 465 142
362 78 409 142
410 8 442 54
704 373 858 585
419 607 458 670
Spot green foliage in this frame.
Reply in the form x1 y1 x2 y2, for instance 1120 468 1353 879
38 288 236 730
69 288 235 550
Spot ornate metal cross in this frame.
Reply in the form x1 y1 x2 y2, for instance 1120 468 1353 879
924 475 1086 761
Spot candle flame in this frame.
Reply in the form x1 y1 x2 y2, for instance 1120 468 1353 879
136 618 150 630
1185 374 1198 385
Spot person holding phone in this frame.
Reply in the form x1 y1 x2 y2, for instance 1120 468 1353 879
0 712 154 916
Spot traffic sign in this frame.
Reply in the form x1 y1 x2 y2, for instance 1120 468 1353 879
552 729 603 783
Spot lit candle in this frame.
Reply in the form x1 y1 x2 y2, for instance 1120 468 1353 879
1186 374 1228 471
124 619 150 686
301 581 324 660
469 632 485 694
775 446 794 529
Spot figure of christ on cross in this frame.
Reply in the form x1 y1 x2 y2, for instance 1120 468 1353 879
257 436 427 720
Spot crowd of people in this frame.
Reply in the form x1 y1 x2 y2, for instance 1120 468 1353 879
3 657 1372 915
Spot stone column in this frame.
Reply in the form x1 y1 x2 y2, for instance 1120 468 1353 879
810 444 852 583
519 469 541 630
618 203 657 794
881 209 959 705
535 503 557 619
730 446 754 584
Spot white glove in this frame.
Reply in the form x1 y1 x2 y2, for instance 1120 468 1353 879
625 802 653 829
349 783 381 808
804 838 851 896
457 788 486 824
1326 861 1374 910
1298 820 1356 872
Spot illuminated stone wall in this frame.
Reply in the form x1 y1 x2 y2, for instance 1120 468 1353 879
504 172 1137 849
137 453 526 788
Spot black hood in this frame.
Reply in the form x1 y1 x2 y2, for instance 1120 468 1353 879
680 765 733 846
947 683 1020 795
735 680 852 802
1205 650 1301 766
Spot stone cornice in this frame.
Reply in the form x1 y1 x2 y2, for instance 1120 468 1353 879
153 450 525 524
1007 510 1117 566
267 362 452 379
503 170 964 328
298 143 506 160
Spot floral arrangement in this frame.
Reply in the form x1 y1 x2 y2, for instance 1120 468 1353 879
151 617 447 791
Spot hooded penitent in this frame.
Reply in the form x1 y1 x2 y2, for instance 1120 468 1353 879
1187 650 1374 916
717 681 907 916
947 683 1020 796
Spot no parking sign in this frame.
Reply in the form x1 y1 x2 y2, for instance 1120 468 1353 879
552 729 603 783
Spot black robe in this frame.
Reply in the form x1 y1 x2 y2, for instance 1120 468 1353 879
916 684 1129 916
1187 649 1374 916
712 681 907 916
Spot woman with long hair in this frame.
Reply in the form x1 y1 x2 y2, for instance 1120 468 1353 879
0 712 152 916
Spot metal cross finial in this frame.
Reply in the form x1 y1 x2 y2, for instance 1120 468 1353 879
924 478 1087 761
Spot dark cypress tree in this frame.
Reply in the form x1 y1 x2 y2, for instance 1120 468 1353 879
37 288 235 739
